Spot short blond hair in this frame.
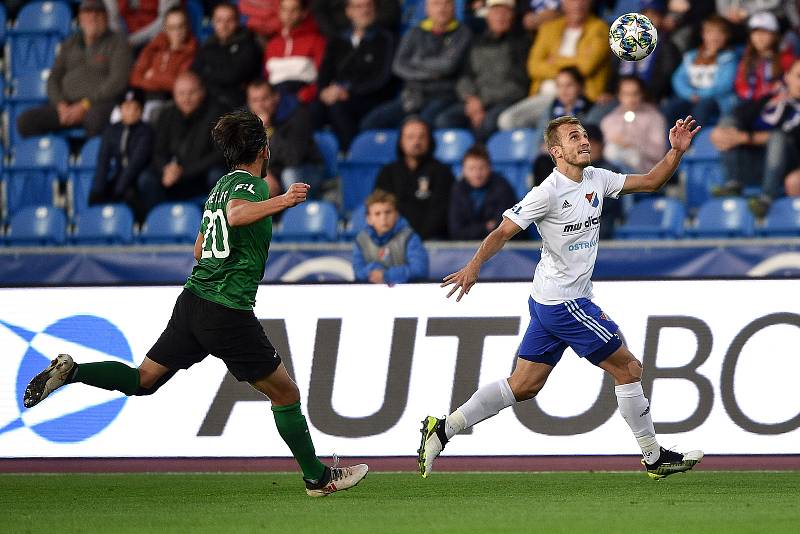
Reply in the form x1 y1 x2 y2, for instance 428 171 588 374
365 189 397 209
543 115 584 150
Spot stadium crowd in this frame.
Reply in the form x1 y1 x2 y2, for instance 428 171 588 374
3 0 800 251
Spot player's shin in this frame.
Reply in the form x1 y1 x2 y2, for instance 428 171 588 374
69 361 140 396
445 379 516 439
271 401 327 482
615 381 660 464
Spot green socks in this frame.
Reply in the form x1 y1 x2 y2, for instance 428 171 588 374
272 401 326 481
69 362 140 396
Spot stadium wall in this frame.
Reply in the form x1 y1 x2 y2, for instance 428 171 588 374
1 281 798 463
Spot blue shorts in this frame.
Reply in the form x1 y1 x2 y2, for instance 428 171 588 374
517 297 622 366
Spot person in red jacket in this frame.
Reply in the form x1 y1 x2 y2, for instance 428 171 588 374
129 6 197 120
239 0 281 40
264 0 327 104
734 12 795 102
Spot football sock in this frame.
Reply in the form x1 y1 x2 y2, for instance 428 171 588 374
272 401 326 481
445 379 516 439
68 362 140 396
615 381 660 464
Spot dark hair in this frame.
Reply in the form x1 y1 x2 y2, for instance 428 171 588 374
164 5 187 19
616 74 649 100
211 109 269 169
462 143 491 164
557 66 585 87
397 115 435 159
213 2 239 18
246 78 273 93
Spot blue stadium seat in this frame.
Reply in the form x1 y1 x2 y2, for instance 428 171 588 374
687 198 755 238
274 200 339 242
67 136 102 216
760 197 800 237
434 128 474 165
11 1 73 37
6 34 59 79
487 129 537 198
139 202 202 244
8 68 49 102
0 4 6 46
72 204 135 245
2 136 69 217
615 197 686 239
313 131 339 179
340 130 398 212
680 129 724 210
5 205 67 246
341 203 367 240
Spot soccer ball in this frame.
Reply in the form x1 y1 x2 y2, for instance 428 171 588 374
609 13 658 62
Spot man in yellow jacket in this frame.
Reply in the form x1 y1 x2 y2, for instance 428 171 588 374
497 0 609 131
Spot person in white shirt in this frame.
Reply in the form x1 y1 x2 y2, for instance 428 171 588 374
418 113 704 480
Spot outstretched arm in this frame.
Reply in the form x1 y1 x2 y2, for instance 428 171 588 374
226 183 309 227
621 115 701 194
441 217 522 301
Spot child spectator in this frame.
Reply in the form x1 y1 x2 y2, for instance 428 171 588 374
353 190 430 284
662 15 739 127
89 87 154 210
600 76 667 174
448 144 517 240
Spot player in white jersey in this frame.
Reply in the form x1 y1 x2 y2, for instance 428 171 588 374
417 115 704 480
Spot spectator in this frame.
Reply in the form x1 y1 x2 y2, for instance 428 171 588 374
785 169 800 197
246 80 326 198
497 0 609 130
360 0 471 129
531 122 623 237
192 2 261 109
353 189 429 284
435 0 530 141
448 144 517 240
311 0 401 38
137 72 226 218
374 117 455 239
585 0 681 125
129 6 197 121
662 15 739 127
264 0 327 104
734 12 795 103
239 0 282 40
521 0 561 35
711 59 800 217
17 0 132 138
89 88 154 210
661 0 715 52
314 0 396 150
600 76 667 174
103 0 180 49
539 67 593 129
716 0 789 32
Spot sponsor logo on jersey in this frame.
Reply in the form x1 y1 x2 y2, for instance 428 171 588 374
563 216 601 234
585 191 599 207
0 315 132 444
568 238 598 251
234 183 256 195
562 200 572 209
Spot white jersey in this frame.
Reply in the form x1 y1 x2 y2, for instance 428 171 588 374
503 166 626 304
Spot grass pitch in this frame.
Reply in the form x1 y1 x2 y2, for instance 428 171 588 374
2 471 799 533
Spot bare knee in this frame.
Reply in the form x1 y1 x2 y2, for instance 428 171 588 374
507 375 545 402
606 357 643 384
268 381 300 406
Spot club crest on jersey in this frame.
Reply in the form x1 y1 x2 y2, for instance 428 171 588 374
585 191 599 207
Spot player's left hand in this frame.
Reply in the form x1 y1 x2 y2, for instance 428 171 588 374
669 115 701 153
441 262 479 302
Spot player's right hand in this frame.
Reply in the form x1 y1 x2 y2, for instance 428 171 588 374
283 183 310 207
441 263 479 302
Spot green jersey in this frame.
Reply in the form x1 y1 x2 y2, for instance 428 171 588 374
184 170 271 310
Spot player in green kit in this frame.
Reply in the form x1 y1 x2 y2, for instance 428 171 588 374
23 109 369 497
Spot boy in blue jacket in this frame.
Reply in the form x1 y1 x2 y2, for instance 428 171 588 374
353 189 429 284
